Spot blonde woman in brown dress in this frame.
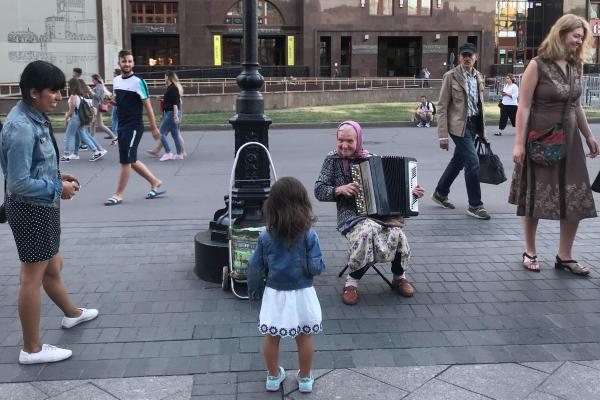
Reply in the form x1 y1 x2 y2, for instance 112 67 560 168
509 14 598 275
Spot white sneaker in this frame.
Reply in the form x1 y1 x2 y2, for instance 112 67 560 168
159 153 174 162
68 154 80 161
61 308 99 329
425 123 430 128
19 344 72 364
173 154 184 160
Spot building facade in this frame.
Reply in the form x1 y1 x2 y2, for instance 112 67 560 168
0 1 597 82
0 0 122 82
122 0 598 78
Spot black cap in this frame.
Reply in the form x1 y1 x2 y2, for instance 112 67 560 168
459 43 477 55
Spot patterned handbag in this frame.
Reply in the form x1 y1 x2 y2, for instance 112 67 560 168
526 64 572 167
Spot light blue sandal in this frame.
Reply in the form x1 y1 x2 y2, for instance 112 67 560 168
266 366 286 391
297 371 314 393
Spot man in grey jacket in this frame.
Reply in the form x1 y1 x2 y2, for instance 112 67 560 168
432 43 490 220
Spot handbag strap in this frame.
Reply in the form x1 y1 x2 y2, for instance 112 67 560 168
558 63 574 129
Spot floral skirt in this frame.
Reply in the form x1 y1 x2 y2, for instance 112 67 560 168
344 218 410 273
259 287 322 338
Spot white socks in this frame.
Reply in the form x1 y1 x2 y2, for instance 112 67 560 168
345 275 358 288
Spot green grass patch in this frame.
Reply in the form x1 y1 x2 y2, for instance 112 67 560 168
43 102 600 126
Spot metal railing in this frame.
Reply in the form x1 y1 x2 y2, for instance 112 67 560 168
489 74 600 107
142 77 443 95
0 77 441 98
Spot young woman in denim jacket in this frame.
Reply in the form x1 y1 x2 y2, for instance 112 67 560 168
247 177 326 394
0 61 98 365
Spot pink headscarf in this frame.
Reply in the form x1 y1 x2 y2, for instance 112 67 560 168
336 120 369 175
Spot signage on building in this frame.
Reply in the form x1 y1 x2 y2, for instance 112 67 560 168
423 44 447 54
352 45 378 55
287 36 295 66
132 25 178 34
591 19 600 37
227 28 282 34
214 35 222 66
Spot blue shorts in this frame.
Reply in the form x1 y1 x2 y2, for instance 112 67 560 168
117 125 143 164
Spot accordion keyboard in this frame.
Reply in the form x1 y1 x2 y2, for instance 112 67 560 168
350 164 367 215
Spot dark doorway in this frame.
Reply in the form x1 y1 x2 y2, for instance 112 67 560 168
447 36 458 70
377 36 421 77
220 36 285 66
319 36 331 77
341 36 352 77
131 35 180 66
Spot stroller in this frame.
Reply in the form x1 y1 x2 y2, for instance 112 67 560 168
221 142 277 299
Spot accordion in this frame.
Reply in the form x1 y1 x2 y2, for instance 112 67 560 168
351 155 418 218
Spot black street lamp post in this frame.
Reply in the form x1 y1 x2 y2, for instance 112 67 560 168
194 0 271 283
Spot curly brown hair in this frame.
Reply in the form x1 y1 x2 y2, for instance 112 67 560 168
263 176 316 249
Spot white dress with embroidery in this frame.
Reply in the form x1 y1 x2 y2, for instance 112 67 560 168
259 286 322 338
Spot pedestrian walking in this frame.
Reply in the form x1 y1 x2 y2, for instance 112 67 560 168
247 177 326 394
90 74 117 142
0 61 98 365
147 71 187 159
158 71 184 161
105 49 164 206
509 14 598 274
496 74 519 136
62 79 108 162
432 42 491 220
111 68 120 135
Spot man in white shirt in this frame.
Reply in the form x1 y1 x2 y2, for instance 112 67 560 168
414 95 434 127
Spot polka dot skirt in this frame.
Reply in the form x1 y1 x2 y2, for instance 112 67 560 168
6 196 60 263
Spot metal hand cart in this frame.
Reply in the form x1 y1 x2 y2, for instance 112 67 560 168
222 142 277 299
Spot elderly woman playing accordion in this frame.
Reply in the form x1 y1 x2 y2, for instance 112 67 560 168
314 121 425 305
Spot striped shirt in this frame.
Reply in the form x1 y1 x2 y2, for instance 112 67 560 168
460 65 480 117
112 74 149 128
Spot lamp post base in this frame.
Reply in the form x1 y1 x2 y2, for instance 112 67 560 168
194 230 228 284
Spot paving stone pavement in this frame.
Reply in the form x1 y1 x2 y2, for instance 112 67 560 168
0 126 599 399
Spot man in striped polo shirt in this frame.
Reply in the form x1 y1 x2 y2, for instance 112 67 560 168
104 49 165 206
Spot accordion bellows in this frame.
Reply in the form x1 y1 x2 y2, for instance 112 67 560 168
351 155 418 218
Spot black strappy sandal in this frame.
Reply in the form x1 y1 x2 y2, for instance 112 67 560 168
522 252 540 272
555 255 590 276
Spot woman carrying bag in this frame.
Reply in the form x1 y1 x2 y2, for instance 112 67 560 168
91 74 117 143
509 14 598 274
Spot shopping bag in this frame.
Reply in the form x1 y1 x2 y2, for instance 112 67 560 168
477 139 507 185
591 171 600 193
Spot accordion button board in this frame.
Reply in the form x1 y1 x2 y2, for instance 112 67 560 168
350 155 418 218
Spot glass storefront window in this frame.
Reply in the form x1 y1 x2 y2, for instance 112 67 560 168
132 35 179 65
495 0 542 65
407 0 431 16
131 2 178 25
224 1 283 25
370 0 393 15
591 2 600 18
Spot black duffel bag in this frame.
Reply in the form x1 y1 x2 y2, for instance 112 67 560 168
592 171 600 193
476 138 507 185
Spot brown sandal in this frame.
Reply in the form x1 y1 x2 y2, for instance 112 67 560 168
555 255 590 276
523 252 540 272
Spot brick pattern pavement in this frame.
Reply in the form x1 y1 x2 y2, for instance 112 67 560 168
0 214 599 399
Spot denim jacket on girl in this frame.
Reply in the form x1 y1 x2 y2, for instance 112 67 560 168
247 228 326 299
0 101 62 208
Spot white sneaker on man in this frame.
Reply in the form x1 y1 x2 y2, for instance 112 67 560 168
61 308 99 329
19 344 72 364
425 123 430 128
